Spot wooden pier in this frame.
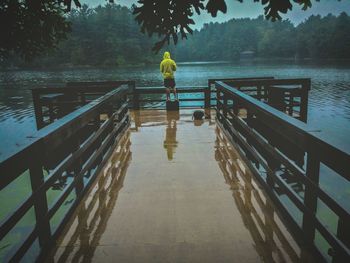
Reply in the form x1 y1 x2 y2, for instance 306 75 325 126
0 77 349 263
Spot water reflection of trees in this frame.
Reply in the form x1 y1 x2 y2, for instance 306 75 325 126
47 132 131 263
215 127 308 263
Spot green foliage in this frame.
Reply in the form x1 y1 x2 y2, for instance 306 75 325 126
25 4 159 67
0 0 80 60
171 12 350 61
5 6 350 68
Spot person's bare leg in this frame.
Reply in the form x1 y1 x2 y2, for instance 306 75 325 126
173 87 177 101
166 88 170 101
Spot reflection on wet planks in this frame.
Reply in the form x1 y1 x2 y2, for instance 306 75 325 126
163 111 179 161
46 132 131 263
215 127 313 263
130 109 213 132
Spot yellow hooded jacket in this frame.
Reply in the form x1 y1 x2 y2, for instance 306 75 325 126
160 51 177 79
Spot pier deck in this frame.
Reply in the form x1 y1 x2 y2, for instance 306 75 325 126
47 110 304 263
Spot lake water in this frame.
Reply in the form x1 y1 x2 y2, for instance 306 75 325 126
0 60 349 262
1 61 350 152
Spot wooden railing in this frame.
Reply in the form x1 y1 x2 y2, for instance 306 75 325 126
209 77 310 122
215 127 301 262
132 86 210 109
139 77 277 110
0 85 130 262
215 80 350 263
32 81 135 129
46 131 131 262
31 77 308 120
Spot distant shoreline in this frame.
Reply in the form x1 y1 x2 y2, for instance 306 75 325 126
2 58 350 71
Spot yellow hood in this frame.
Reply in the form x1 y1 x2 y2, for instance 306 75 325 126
163 51 171 60
160 51 176 79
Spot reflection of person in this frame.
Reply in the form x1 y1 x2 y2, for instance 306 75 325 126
163 112 179 160
160 51 177 101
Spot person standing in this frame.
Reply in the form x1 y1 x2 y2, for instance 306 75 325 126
160 51 177 101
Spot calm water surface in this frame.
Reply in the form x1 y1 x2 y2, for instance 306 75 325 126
1 61 350 151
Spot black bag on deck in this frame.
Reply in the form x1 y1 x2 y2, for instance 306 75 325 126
192 110 204 120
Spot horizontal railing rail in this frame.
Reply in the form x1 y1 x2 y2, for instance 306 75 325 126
133 86 209 109
215 80 350 263
208 76 275 87
0 85 131 262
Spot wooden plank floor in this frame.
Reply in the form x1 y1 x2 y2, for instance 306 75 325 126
46 110 311 263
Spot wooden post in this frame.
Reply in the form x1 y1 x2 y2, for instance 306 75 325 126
246 110 257 165
301 153 320 258
262 85 266 101
32 90 44 129
132 82 139 110
29 158 51 249
334 218 350 263
73 135 84 197
223 93 228 118
216 88 221 120
257 85 262 101
300 80 310 123
94 115 103 167
233 98 239 116
216 89 221 108
264 200 274 259
48 103 55 123
204 85 211 109
288 94 294 116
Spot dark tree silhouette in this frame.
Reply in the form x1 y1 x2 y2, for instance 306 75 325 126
0 0 81 60
0 0 325 59
132 0 319 51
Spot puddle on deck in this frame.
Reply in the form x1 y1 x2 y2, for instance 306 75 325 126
46 110 313 263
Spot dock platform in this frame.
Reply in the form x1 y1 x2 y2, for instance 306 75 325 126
2 78 348 262
47 110 304 263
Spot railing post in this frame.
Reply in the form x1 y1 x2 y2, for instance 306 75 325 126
29 153 51 250
233 98 239 116
264 200 275 258
300 79 310 123
288 93 294 116
223 93 228 118
205 81 211 109
131 82 139 110
246 110 257 165
48 103 55 123
32 90 44 129
334 218 350 262
216 85 221 119
301 153 320 258
94 114 103 166
73 135 84 197
257 85 262 101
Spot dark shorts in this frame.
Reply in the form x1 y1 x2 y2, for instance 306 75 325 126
164 78 176 89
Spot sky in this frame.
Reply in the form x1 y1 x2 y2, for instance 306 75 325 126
82 0 350 29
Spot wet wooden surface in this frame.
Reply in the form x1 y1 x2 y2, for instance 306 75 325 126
46 110 311 263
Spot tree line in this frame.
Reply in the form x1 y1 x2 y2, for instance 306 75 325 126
4 4 350 68
171 11 350 61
